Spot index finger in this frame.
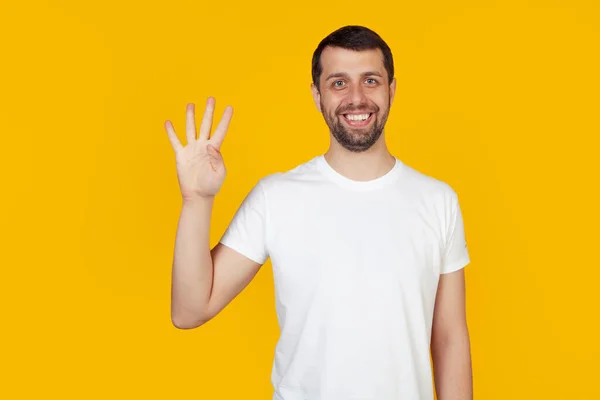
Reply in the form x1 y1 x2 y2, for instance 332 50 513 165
209 105 233 149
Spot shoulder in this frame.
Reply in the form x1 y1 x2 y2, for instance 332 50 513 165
396 161 461 211
255 155 326 193
401 161 458 194
396 162 467 242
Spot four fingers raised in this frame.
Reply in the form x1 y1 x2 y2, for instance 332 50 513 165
165 98 233 152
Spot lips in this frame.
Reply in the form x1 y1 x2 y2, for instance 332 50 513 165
340 112 374 127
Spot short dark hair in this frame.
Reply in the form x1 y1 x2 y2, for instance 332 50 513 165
311 25 394 91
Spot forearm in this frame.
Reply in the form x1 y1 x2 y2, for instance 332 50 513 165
170 196 215 328
431 327 473 400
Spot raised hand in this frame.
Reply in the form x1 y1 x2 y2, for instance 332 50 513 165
165 97 233 202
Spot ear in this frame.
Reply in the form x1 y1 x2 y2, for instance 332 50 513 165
389 78 397 106
311 83 322 113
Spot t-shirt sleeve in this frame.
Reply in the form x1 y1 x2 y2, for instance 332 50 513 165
441 192 471 274
218 180 269 265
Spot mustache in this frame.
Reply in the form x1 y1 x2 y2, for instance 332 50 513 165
336 104 379 114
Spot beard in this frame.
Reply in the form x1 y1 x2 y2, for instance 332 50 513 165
320 96 390 153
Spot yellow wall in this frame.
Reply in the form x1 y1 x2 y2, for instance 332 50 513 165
1 0 598 398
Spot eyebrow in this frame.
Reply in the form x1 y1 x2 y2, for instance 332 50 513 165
325 71 383 81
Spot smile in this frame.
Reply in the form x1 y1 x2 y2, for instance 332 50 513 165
341 113 373 127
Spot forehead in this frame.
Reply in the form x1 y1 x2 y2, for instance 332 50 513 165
319 46 386 78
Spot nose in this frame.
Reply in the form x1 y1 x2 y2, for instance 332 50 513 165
348 83 368 107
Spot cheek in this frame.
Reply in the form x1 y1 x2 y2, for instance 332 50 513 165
374 94 390 112
324 92 347 111
329 102 344 115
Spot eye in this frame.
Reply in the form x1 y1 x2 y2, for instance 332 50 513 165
366 78 378 84
333 80 345 87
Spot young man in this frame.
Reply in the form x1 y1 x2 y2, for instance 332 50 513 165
166 25 473 400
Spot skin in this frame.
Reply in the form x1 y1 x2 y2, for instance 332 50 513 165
431 268 474 400
312 47 392 151
167 44 472 400
311 46 398 182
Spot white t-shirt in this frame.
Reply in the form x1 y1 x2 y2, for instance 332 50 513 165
219 154 470 400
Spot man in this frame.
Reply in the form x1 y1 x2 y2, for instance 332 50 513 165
166 25 473 400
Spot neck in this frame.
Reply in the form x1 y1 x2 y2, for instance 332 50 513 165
324 136 396 182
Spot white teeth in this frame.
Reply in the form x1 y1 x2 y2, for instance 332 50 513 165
345 113 370 121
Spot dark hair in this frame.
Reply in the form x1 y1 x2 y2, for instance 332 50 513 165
311 25 394 91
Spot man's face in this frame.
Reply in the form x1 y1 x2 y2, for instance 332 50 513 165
312 46 396 152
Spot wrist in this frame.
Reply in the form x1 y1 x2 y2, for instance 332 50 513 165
182 194 215 207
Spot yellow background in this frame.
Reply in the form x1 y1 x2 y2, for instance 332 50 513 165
1 0 598 398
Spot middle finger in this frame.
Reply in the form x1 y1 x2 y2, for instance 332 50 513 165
185 103 197 144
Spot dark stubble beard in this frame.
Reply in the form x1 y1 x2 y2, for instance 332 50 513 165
320 96 391 153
